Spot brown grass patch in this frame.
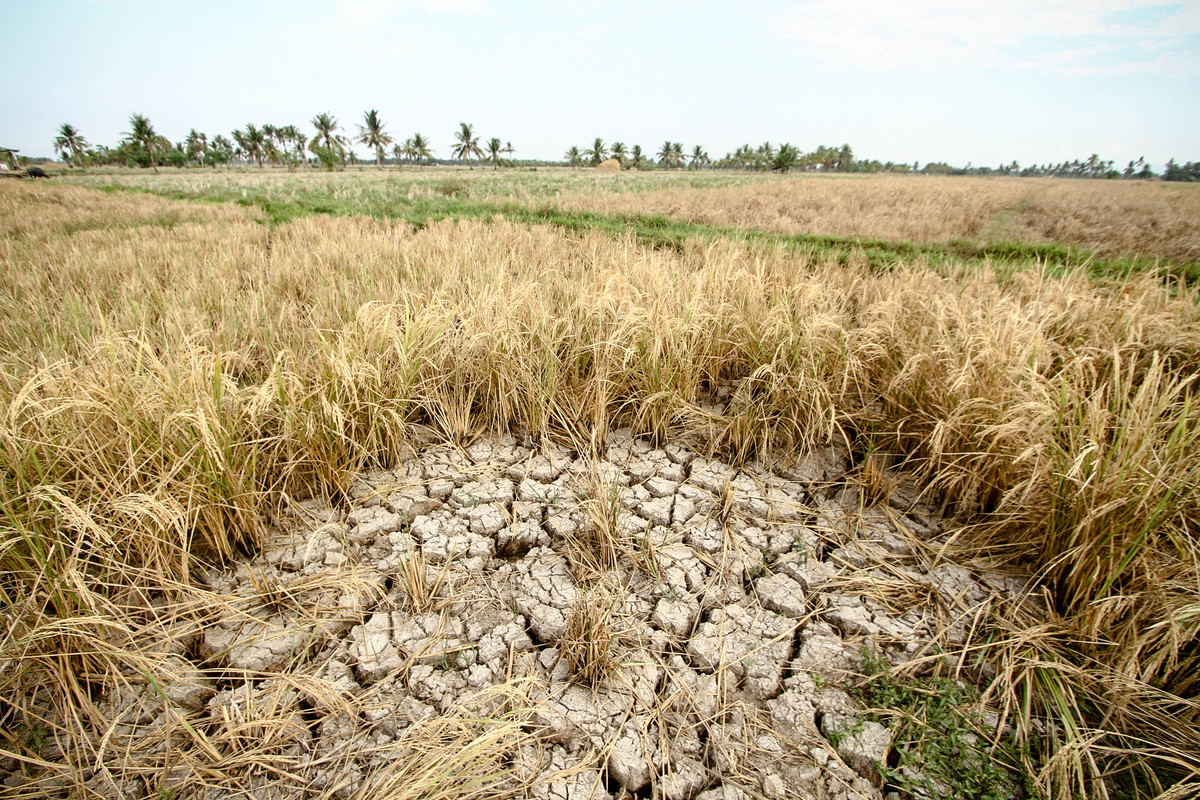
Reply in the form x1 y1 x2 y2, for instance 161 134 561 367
553 174 1200 261
1 180 1199 795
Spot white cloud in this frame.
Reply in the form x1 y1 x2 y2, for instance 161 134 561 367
769 0 1200 74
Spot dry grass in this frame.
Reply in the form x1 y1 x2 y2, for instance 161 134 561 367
552 174 1200 262
2 179 1200 796
558 588 619 687
0 180 257 242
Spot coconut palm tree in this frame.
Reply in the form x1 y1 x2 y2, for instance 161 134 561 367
243 123 267 167
410 132 433 165
487 137 503 169
182 129 206 166
565 146 582 168
756 142 775 171
631 144 645 170
837 143 854 172
503 141 515 161
451 122 482 166
772 143 799 173
689 145 708 170
229 128 246 162
206 135 234 167
309 112 346 166
54 123 88 166
671 142 684 169
357 109 393 168
275 125 304 168
124 113 159 171
584 137 607 166
657 141 673 168
610 141 628 165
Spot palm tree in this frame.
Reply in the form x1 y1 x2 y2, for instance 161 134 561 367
657 141 673 168
610 141 628 165
357 109 393 168
229 128 246 162
772 143 799 173
244 123 266 167
183 129 206 166
54 123 88 166
206 135 234 167
670 142 684 169
265 138 284 167
689 145 708 170
631 144 645 170
584 137 607 166
451 122 482 166
275 125 304 168
838 143 854 172
487 137 503 169
125 113 159 171
756 142 776 171
565 146 582 168
503 141 515 161
309 112 346 166
730 144 750 170
410 132 433 165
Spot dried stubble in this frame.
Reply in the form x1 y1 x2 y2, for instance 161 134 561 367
2 180 1200 795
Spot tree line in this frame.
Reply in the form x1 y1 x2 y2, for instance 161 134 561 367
563 140 874 173
919 154 1199 181
46 113 1199 181
51 112 515 171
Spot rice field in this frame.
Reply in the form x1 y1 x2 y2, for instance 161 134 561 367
2 171 1199 799
552 173 1200 262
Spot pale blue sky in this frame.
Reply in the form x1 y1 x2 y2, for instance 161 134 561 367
2 0 1197 169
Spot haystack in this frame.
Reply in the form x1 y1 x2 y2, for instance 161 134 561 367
595 158 622 173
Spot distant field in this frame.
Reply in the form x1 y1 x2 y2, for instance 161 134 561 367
2 173 1199 798
552 173 1200 262
58 167 1200 276
58 165 761 209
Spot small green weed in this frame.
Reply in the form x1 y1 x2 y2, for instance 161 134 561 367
855 651 1035 800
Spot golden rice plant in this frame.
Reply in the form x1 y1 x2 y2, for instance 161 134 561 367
2 179 1199 794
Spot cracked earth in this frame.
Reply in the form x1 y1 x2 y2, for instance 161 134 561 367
70 430 1038 800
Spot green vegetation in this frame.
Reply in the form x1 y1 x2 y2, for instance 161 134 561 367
856 652 1031 800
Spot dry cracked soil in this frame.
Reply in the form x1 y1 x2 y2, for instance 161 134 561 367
31 429 1039 800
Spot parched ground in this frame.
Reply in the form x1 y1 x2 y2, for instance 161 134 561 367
10 428 1040 800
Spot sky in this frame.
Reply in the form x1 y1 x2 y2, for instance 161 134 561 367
2 0 1198 169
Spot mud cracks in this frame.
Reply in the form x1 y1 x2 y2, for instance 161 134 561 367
25 431 1039 799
